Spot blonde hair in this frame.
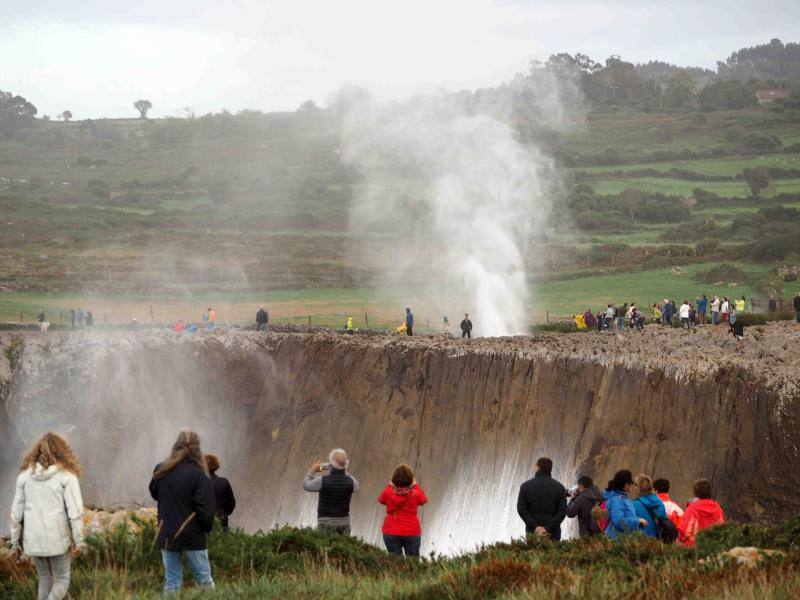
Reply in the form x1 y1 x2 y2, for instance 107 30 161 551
154 430 209 479
636 474 653 495
20 432 82 477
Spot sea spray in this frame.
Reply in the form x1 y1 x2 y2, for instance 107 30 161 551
340 84 566 336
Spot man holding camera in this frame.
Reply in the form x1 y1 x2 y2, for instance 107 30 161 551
302 448 359 534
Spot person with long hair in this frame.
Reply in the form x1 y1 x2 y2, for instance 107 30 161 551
603 469 647 539
10 432 85 600
377 464 428 557
149 430 216 593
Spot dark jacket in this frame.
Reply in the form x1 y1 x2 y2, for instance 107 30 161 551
256 308 268 324
211 474 236 528
566 485 603 538
318 469 355 518
517 472 567 540
406 311 414 328
460 319 473 332
794 295 800 311
149 458 216 551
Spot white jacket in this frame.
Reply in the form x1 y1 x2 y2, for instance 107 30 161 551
10 463 84 556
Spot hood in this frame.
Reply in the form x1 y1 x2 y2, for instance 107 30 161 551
603 489 626 501
688 498 724 519
31 463 60 481
636 493 663 509
582 486 603 503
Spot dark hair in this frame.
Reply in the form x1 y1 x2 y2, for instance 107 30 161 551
391 464 414 488
577 475 593 488
536 457 553 474
606 480 614 491
653 478 670 494
693 479 712 499
611 469 634 491
205 454 220 474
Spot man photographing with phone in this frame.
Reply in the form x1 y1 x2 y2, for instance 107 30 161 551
302 448 359 535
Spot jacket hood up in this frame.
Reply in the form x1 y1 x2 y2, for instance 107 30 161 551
31 463 60 481
582 486 603 503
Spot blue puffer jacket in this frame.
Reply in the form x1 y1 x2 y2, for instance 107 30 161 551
603 490 642 539
633 494 667 537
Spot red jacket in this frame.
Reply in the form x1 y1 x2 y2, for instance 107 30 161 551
679 499 725 547
377 483 428 536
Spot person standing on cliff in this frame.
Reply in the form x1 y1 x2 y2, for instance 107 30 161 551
302 448 359 535
516 457 567 541
405 308 414 336
460 313 473 339
256 306 269 332
794 292 800 323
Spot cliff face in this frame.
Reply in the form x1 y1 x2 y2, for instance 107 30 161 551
1 327 798 553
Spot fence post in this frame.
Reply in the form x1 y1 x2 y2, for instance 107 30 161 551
20 311 23 324
426 318 430 332
60 312 63 324
150 306 154 323
364 313 369 329
546 310 549 324
308 315 311 326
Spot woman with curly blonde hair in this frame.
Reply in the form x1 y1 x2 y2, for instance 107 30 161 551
10 431 85 600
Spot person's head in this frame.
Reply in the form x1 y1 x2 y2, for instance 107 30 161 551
636 474 653 496
154 430 208 479
703 294 707 299
465 313 469 319
535 457 553 475
653 478 670 494
693 479 713 499
741 295 745 301
20 431 82 477
205 454 220 474
683 300 688 305
443 316 448 323
329 448 349 470
207 307 212 311
391 463 414 488
577 475 593 491
608 304 612 308
611 469 634 492
406 307 410 313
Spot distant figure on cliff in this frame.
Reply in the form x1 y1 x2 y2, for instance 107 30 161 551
661 299 674 327
678 479 725 547
516 457 567 541
720 297 730 323
205 308 216 330
174 319 185 333
302 448 359 535
711 296 721 325
10 432 86 600
405 308 414 336
697 295 708 326
566 475 602 538
37 309 48 333
603 305 615 330
85 311 94 328
794 292 800 322
149 430 217 593
70 309 76 328
76 306 84 327
377 464 428 557
440 316 452 335
460 313 473 339
679 301 691 329
256 307 269 332
583 308 596 330
205 454 236 532
735 296 746 313
346 317 354 334
603 470 647 539
617 303 628 331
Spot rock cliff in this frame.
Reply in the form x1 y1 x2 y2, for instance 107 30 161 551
1 325 798 553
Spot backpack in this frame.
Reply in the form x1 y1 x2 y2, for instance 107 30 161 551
639 499 679 544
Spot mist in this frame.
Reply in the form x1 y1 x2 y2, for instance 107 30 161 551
340 77 572 336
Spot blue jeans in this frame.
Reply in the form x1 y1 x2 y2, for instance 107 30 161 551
712 312 720 325
796 310 800 323
161 550 214 593
617 317 625 330
383 534 421 557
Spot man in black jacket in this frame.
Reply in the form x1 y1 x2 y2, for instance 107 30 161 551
517 457 567 541
460 313 473 339
149 431 216 593
256 306 269 332
566 475 603 538
302 448 360 534
205 454 236 532
794 292 800 323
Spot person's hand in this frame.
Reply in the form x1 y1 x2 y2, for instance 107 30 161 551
534 526 547 537
71 544 85 558
639 518 648 527
311 461 321 474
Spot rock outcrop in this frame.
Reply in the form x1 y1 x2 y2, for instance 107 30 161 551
1 325 798 553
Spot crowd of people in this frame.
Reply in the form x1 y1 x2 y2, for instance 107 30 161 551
9 431 728 596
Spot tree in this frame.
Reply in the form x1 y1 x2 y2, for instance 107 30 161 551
0 89 37 137
662 69 695 108
742 167 770 200
62 110 72 121
296 99 319 113
134 99 152 119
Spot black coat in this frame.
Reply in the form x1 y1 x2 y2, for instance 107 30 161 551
566 486 603 538
460 319 473 332
211 474 236 527
517 472 567 540
149 458 216 550
256 309 269 324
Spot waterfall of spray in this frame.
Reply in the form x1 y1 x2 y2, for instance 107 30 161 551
341 87 564 336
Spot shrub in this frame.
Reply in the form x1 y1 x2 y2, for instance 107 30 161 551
693 263 751 285
741 133 782 154
748 234 799 261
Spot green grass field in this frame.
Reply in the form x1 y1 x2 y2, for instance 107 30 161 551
590 177 800 197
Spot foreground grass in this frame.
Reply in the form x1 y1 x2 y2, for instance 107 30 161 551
3 518 800 599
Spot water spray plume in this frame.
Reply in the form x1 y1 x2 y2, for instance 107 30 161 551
340 84 564 336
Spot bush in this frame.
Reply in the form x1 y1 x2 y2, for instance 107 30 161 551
695 516 800 557
749 234 799 261
741 133 782 154
693 263 751 285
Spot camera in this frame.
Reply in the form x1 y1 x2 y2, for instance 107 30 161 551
320 463 332 471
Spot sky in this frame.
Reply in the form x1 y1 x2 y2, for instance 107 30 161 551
3 0 799 119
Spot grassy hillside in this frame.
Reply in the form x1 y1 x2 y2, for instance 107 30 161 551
2 103 800 321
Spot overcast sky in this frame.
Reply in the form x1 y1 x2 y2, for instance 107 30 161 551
3 0 798 119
